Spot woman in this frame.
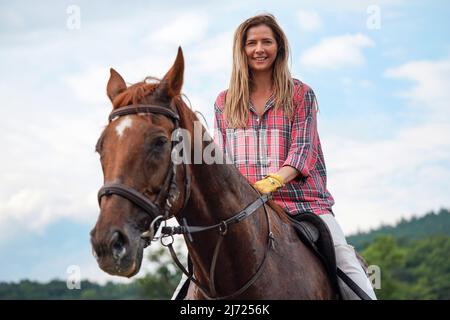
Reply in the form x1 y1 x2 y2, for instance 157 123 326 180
213 13 376 300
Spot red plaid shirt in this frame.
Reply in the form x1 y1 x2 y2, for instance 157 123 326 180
214 79 334 216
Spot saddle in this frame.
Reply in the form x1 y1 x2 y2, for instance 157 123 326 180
287 213 341 299
176 213 342 300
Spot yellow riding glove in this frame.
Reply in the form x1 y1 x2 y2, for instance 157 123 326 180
254 173 285 194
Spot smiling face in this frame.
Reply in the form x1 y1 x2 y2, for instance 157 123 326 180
244 24 278 74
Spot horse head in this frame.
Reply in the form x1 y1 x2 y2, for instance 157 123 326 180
90 48 187 277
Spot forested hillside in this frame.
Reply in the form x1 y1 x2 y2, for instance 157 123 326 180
348 208 450 251
1 209 449 299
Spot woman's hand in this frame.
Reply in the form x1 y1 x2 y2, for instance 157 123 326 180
253 166 299 194
254 173 284 194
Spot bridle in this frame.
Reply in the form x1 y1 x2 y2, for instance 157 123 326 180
97 103 275 300
97 103 190 238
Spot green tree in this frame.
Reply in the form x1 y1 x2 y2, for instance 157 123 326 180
349 208 450 251
137 246 184 299
362 235 411 299
362 235 450 299
405 236 450 299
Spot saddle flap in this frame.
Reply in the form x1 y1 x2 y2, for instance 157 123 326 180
288 213 341 299
297 221 320 243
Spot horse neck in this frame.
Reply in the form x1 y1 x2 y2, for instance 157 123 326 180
185 162 258 223
177 161 269 293
175 114 260 226
171 109 270 293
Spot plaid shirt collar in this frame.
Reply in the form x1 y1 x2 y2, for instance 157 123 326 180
249 93 275 116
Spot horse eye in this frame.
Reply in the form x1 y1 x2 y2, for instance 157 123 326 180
144 136 169 155
153 137 168 148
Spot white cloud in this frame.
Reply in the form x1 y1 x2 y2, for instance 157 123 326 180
338 78 374 92
0 105 103 243
359 79 373 88
302 0 406 13
65 51 174 105
0 6 224 247
327 122 450 233
190 31 233 73
385 58 450 113
300 33 375 69
297 10 323 31
340 77 353 87
65 67 111 105
382 47 407 59
147 12 209 46
64 30 232 128
0 8 25 29
325 57 450 233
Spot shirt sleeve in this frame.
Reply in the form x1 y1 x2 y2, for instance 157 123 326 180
283 86 319 178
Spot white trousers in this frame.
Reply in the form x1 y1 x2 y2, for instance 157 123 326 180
320 213 377 300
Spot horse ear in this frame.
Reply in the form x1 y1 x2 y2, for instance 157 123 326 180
106 68 127 103
160 47 184 98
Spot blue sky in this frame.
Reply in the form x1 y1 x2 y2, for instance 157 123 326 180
0 0 449 284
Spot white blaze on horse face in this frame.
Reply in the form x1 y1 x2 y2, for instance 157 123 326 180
115 116 133 139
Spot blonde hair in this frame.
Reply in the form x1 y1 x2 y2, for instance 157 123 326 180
224 13 293 128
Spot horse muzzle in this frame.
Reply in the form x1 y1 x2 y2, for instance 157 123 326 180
91 228 144 278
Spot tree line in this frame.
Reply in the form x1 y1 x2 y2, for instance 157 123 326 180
1 208 449 299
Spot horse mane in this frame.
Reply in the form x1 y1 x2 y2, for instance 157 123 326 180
267 200 291 224
172 95 200 133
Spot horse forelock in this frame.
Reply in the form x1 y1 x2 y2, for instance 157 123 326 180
112 77 161 109
110 76 199 130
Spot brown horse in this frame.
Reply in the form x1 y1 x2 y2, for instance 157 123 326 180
90 48 335 299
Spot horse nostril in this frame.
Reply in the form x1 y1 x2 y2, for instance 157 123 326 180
110 231 127 261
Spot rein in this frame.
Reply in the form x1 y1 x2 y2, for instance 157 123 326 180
97 103 275 300
162 192 275 300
